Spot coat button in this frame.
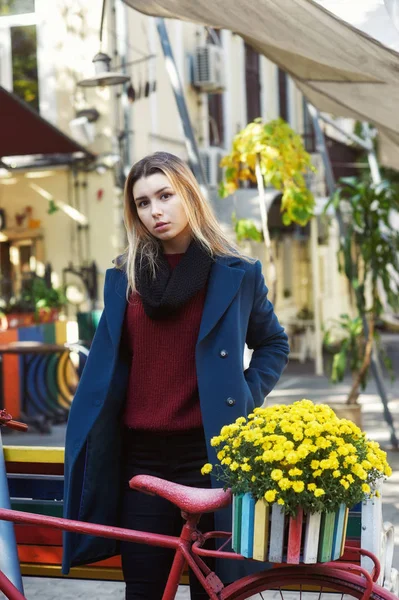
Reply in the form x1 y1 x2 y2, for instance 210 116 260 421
219 349 228 358
226 397 236 406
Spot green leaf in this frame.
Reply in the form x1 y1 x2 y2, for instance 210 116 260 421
225 166 236 180
282 212 291 226
47 200 59 215
234 218 263 243
218 180 228 199
339 176 358 188
331 350 347 383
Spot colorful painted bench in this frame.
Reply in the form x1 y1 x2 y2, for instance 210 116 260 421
2 444 397 592
0 323 68 421
3 445 189 584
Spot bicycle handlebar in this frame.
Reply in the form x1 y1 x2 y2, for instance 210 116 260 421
0 410 28 432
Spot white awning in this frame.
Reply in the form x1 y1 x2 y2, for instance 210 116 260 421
123 0 399 166
316 1 399 52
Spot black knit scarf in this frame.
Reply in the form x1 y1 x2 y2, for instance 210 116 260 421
136 240 213 319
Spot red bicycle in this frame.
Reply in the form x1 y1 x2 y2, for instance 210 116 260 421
0 413 397 600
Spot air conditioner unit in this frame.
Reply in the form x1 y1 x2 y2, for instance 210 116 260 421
199 147 225 188
194 44 226 93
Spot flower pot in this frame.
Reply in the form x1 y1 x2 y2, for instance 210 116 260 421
232 493 348 564
37 308 60 324
3 312 36 329
328 402 362 428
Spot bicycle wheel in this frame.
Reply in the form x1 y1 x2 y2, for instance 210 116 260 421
222 565 398 600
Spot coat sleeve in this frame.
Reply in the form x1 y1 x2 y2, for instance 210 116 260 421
244 260 290 407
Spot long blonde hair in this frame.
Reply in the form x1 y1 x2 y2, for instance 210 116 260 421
121 151 248 294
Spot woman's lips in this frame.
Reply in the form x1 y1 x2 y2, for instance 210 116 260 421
154 222 169 232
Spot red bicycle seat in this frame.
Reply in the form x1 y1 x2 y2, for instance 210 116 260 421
129 475 232 514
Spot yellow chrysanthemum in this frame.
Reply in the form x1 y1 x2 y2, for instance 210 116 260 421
278 478 292 491
292 481 305 493
314 488 325 497
264 490 277 502
273 450 285 461
262 451 274 462
337 446 349 456
201 463 213 475
286 451 299 464
288 468 303 477
210 436 222 447
283 440 295 450
271 469 283 481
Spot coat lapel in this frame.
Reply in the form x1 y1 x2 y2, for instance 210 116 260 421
104 268 128 348
198 257 245 344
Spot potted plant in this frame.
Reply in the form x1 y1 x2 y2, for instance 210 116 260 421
0 297 36 329
21 277 66 324
219 118 315 304
36 287 67 323
202 399 391 564
324 177 399 407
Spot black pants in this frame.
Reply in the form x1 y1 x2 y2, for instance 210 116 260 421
120 427 214 600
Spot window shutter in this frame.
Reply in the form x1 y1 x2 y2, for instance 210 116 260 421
245 43 261 123
278 68 289 122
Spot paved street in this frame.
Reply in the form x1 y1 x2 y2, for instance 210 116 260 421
3 364 399 599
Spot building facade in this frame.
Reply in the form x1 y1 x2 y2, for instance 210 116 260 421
0 0 352 354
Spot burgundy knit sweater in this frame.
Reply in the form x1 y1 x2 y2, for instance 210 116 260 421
122 253 206 431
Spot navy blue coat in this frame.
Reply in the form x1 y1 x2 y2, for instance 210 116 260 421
62 255 289 581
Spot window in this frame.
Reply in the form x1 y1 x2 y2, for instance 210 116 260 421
278 68 289 122
206 28 224 148
11 24 39 109
0 1 39 110
0 0 34 16
0 232 44 302
208 93 224 147
245 42 261 123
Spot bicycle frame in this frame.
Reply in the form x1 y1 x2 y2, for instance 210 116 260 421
0 506 386 600
0 507 226 600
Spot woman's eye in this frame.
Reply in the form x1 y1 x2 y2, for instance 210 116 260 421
137 200 149 208
160 193 171 200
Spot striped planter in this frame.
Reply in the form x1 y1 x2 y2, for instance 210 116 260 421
232 494 348 564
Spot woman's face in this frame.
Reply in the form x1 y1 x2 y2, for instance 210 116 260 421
132 172 191 253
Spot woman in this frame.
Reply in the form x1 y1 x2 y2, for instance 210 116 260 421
62 152 289 598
